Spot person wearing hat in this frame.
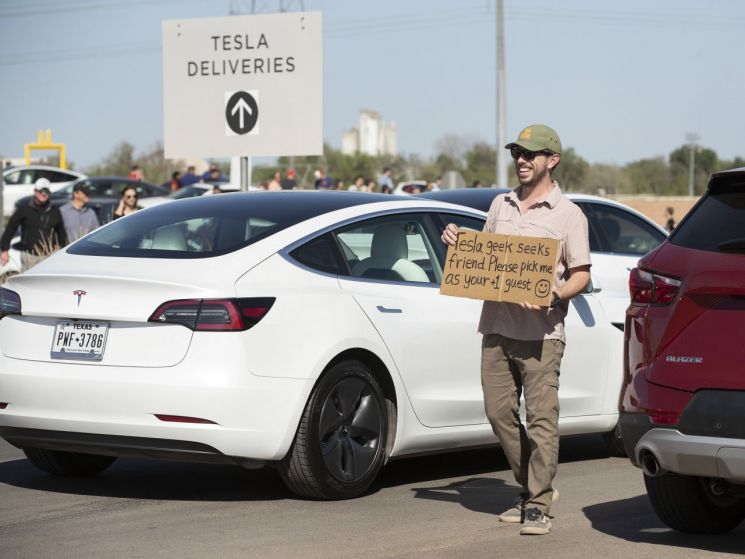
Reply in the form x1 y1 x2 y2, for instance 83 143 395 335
441 124 591 535
280 168 298 190
0 178 68 269
59 181 100 243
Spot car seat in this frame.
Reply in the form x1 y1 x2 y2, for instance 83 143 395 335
151 225 187 250
351 223 429 282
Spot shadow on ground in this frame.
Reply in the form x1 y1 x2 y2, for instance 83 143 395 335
0 433 616 503
583 494 745 553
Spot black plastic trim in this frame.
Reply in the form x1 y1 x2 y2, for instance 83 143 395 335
618 412 659 466
0 426 241 465
677 389 745 439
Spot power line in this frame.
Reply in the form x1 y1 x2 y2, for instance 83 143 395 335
1 2 742 66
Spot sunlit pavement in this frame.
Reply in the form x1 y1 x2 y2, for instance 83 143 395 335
0 435 742 558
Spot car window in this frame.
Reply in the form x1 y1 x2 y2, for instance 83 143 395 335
335 214 441 284
428 212 486 269
670 184 745 253
3 170 21 184
68 202 278 258
9 170 36 185
289 233 348 275
581 202 665 255
48 171 78 183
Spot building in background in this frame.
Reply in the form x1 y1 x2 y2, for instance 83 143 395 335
341 109 398 157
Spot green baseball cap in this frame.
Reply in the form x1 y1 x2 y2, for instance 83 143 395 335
505 124 562 155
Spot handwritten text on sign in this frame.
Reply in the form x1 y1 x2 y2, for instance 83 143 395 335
439 229 559 306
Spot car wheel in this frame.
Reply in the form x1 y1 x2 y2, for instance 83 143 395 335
279 360 388 500
24 448 116 476
601 425 627 457
644 472 745 534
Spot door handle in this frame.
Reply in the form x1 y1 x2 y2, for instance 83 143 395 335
376 305 402 314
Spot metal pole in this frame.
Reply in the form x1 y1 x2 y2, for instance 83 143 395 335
240 156 252 191
496 0 507 189
685 132 699 197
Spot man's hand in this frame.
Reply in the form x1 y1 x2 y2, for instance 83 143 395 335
516 301 542 311
0 251 9 265
441 223 459 246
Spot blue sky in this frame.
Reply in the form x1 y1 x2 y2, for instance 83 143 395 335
0 0 742 170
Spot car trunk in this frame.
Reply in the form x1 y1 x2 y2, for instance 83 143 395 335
1 257 229 367
643 243 745 392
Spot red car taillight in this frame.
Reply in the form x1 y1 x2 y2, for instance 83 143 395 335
149 298 275 331
629 268 681 306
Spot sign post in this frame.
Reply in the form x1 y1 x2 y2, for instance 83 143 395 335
162 12 323 184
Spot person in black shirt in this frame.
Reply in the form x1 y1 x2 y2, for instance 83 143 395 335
0 178 67 270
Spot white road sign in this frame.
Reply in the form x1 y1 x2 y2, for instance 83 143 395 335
162 12 322 158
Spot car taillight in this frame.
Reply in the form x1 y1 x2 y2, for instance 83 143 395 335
149 298 275 331
0 288 22 317
629 268 681 306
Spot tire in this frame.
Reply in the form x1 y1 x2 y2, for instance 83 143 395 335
601 425 627 457
644 472 745 534
279 360 389 500
24 448 116 477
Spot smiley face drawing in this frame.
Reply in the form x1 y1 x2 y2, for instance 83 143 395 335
534 279 552 300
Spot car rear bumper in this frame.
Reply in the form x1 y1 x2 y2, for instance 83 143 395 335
0 351 314 462
634 428 745 482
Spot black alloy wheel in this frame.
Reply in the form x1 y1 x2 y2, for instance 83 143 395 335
279 360 389 500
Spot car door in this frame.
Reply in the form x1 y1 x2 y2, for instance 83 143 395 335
335 212 486 428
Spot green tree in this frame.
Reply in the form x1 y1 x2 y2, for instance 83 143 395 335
624 157 671 195
462 142 495 186
552 148 589 192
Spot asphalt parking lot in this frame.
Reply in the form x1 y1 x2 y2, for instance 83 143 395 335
0 435 743 558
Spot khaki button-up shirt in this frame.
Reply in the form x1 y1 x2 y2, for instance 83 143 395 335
478 183 591 343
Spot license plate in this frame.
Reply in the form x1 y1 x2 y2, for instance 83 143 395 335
50 320 109 361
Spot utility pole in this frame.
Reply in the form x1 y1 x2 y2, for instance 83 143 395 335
685 132 700 197
495 0 507 189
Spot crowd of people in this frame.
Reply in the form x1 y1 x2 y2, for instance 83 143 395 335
0 178 100 269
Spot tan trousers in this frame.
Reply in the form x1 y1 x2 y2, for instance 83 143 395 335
481 333 564 513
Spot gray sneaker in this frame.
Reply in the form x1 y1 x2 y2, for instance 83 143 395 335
499 489 559 524
520 508 552 535
498 494 526 523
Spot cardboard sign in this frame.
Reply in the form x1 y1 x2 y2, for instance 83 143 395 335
440 229 560 306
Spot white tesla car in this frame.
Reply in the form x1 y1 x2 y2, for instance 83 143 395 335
0 191 626 499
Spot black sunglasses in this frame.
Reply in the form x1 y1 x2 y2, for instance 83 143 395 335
510 147 554 161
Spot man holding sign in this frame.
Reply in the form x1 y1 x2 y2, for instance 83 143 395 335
441 124 591 535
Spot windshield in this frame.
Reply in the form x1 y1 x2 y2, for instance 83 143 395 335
65 191 385 259
67 195 282 258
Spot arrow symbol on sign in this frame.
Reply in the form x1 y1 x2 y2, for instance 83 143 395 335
231 98 253 130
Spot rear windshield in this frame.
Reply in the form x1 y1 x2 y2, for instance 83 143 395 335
67 191 389 259
671 183 745 253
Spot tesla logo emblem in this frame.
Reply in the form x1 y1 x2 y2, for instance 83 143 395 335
73 290 87 306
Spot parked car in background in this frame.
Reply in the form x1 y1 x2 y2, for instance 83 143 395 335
139 183 215 209
620 167 745 534
13 177 169 221
394 180 428 195
2 165 86 216
0 191 625 499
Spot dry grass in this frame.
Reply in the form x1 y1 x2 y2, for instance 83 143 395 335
0 234 61 285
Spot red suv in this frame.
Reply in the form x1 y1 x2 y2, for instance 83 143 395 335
620 168 745 534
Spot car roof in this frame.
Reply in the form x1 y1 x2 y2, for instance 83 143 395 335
3 164 85 175
146 190 417 218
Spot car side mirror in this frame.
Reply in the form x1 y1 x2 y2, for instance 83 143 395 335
585 274 601 294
